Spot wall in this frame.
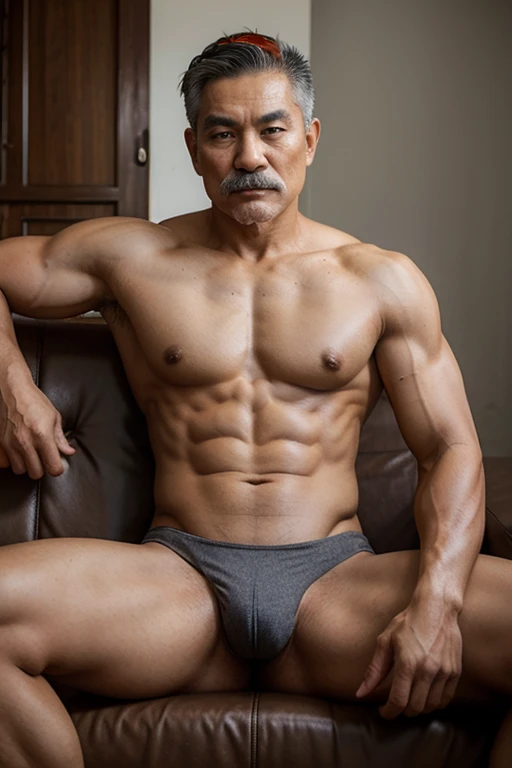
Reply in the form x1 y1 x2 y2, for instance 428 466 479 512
310 0 512 455
149 0 311 224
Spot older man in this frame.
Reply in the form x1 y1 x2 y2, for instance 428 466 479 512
0 32 510 768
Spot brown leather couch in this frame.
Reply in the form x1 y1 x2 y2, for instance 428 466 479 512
1 317 511 767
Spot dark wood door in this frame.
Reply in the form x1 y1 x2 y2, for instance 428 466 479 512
0 0 149 238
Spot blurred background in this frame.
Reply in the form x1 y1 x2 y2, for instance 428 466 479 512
1 0 510 455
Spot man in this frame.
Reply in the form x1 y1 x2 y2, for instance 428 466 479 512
0 32 510 767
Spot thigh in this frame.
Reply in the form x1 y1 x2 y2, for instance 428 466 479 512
0 537 251 698
258 550 512 704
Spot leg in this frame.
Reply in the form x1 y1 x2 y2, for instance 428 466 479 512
258 550 512 706
0 537 251 768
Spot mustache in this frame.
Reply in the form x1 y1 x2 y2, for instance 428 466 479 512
219 172 286 196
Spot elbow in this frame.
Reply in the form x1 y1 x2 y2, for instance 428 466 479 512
420 438 483 473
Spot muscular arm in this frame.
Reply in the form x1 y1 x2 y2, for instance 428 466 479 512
0 219 121 476
374 251 484 608
0 216 173 477
357 249 484 716
0 224 111 386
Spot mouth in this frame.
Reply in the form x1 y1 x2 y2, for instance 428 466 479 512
233 188 273 195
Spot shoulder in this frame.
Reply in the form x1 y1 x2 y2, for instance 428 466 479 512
49 216 179 267
157 209 211 247
302 216 362 252
360 247 442 340
332 242 441 340
336 242 435 299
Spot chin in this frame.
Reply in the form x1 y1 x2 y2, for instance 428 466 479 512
230 201 282 226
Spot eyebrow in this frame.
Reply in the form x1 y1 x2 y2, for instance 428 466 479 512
202 109 292 131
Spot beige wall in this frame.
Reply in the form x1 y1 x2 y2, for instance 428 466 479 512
310 0 512 455
149 0 311 223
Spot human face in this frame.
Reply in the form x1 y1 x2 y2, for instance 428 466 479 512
185 72 320 225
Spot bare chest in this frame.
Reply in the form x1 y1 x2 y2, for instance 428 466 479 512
102 252 382 391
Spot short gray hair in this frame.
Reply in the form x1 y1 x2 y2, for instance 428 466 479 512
180 33 315 132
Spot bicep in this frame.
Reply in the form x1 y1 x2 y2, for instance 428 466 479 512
0 229 109 319
373 255 481 468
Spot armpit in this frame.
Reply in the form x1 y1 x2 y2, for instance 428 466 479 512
98 298 128 326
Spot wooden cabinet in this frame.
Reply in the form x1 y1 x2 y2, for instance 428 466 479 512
0 0 149 238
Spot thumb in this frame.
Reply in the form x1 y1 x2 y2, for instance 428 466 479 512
56 426 76 454
356 634 393 698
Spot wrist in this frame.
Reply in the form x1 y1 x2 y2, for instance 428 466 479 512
411 578 464 616
0 356 35 401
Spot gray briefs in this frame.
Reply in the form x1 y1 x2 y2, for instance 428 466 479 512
141 525 375 661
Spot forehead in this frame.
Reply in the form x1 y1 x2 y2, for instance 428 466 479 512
198 72 301 124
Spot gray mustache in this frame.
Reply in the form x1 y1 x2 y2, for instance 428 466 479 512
220 173 286 196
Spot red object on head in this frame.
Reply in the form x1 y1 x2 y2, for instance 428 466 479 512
216 33 282 59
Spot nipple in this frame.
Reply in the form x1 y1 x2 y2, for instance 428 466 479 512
322 349 341 372
163 345 183 365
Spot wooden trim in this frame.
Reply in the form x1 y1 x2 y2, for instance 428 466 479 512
7 0 22 186
21 217 89 236
117 0 149 218
21 0 28 185
1 0 9 185
1 0 149 222
0 185 120 202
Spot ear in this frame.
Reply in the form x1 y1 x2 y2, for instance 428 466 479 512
305 118 321 167
184 128 202 176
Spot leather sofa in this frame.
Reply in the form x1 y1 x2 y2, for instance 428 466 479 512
1 316 511 767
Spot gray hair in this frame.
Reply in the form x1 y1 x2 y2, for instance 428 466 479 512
179 33 315 132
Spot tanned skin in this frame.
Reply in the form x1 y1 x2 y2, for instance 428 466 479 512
0 72 510 768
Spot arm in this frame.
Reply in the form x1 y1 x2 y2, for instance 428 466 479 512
0 221 115 477
356 250 484 717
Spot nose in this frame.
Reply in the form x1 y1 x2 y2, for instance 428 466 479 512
234 132 267 173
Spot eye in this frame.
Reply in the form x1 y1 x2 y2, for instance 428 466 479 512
211 131 234 140
262 126 285 136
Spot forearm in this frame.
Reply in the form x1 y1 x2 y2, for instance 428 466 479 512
0 289 34 395
412 444 485 613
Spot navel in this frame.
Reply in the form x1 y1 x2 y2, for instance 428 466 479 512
321 349 341 372
163 345 183 365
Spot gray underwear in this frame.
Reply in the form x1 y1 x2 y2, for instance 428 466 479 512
141 526 375 661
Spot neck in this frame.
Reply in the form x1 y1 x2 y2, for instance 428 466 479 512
207 200 308 262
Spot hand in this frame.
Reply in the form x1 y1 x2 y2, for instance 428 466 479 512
355 599 462 718
0 385 75 478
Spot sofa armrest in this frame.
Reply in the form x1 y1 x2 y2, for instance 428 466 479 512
483 457 512 559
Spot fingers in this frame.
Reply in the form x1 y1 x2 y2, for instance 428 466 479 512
421 636 462 715
0 443 10 468
1 420 75 478
438 671 460 710
37 436 68 477
421 671 451 714
382 659 461 718
5 441 50 479
17 442 45 479
55 424 76 455
356 633 393 699
6 445 28 475
403 660 439 717
379 659 414 719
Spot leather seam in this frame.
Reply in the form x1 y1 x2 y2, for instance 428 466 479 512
250 691 260 768
329 699 337 763
486 505 512 545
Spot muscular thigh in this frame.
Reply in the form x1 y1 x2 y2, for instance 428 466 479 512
0 538 251 698
259 550 512 703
